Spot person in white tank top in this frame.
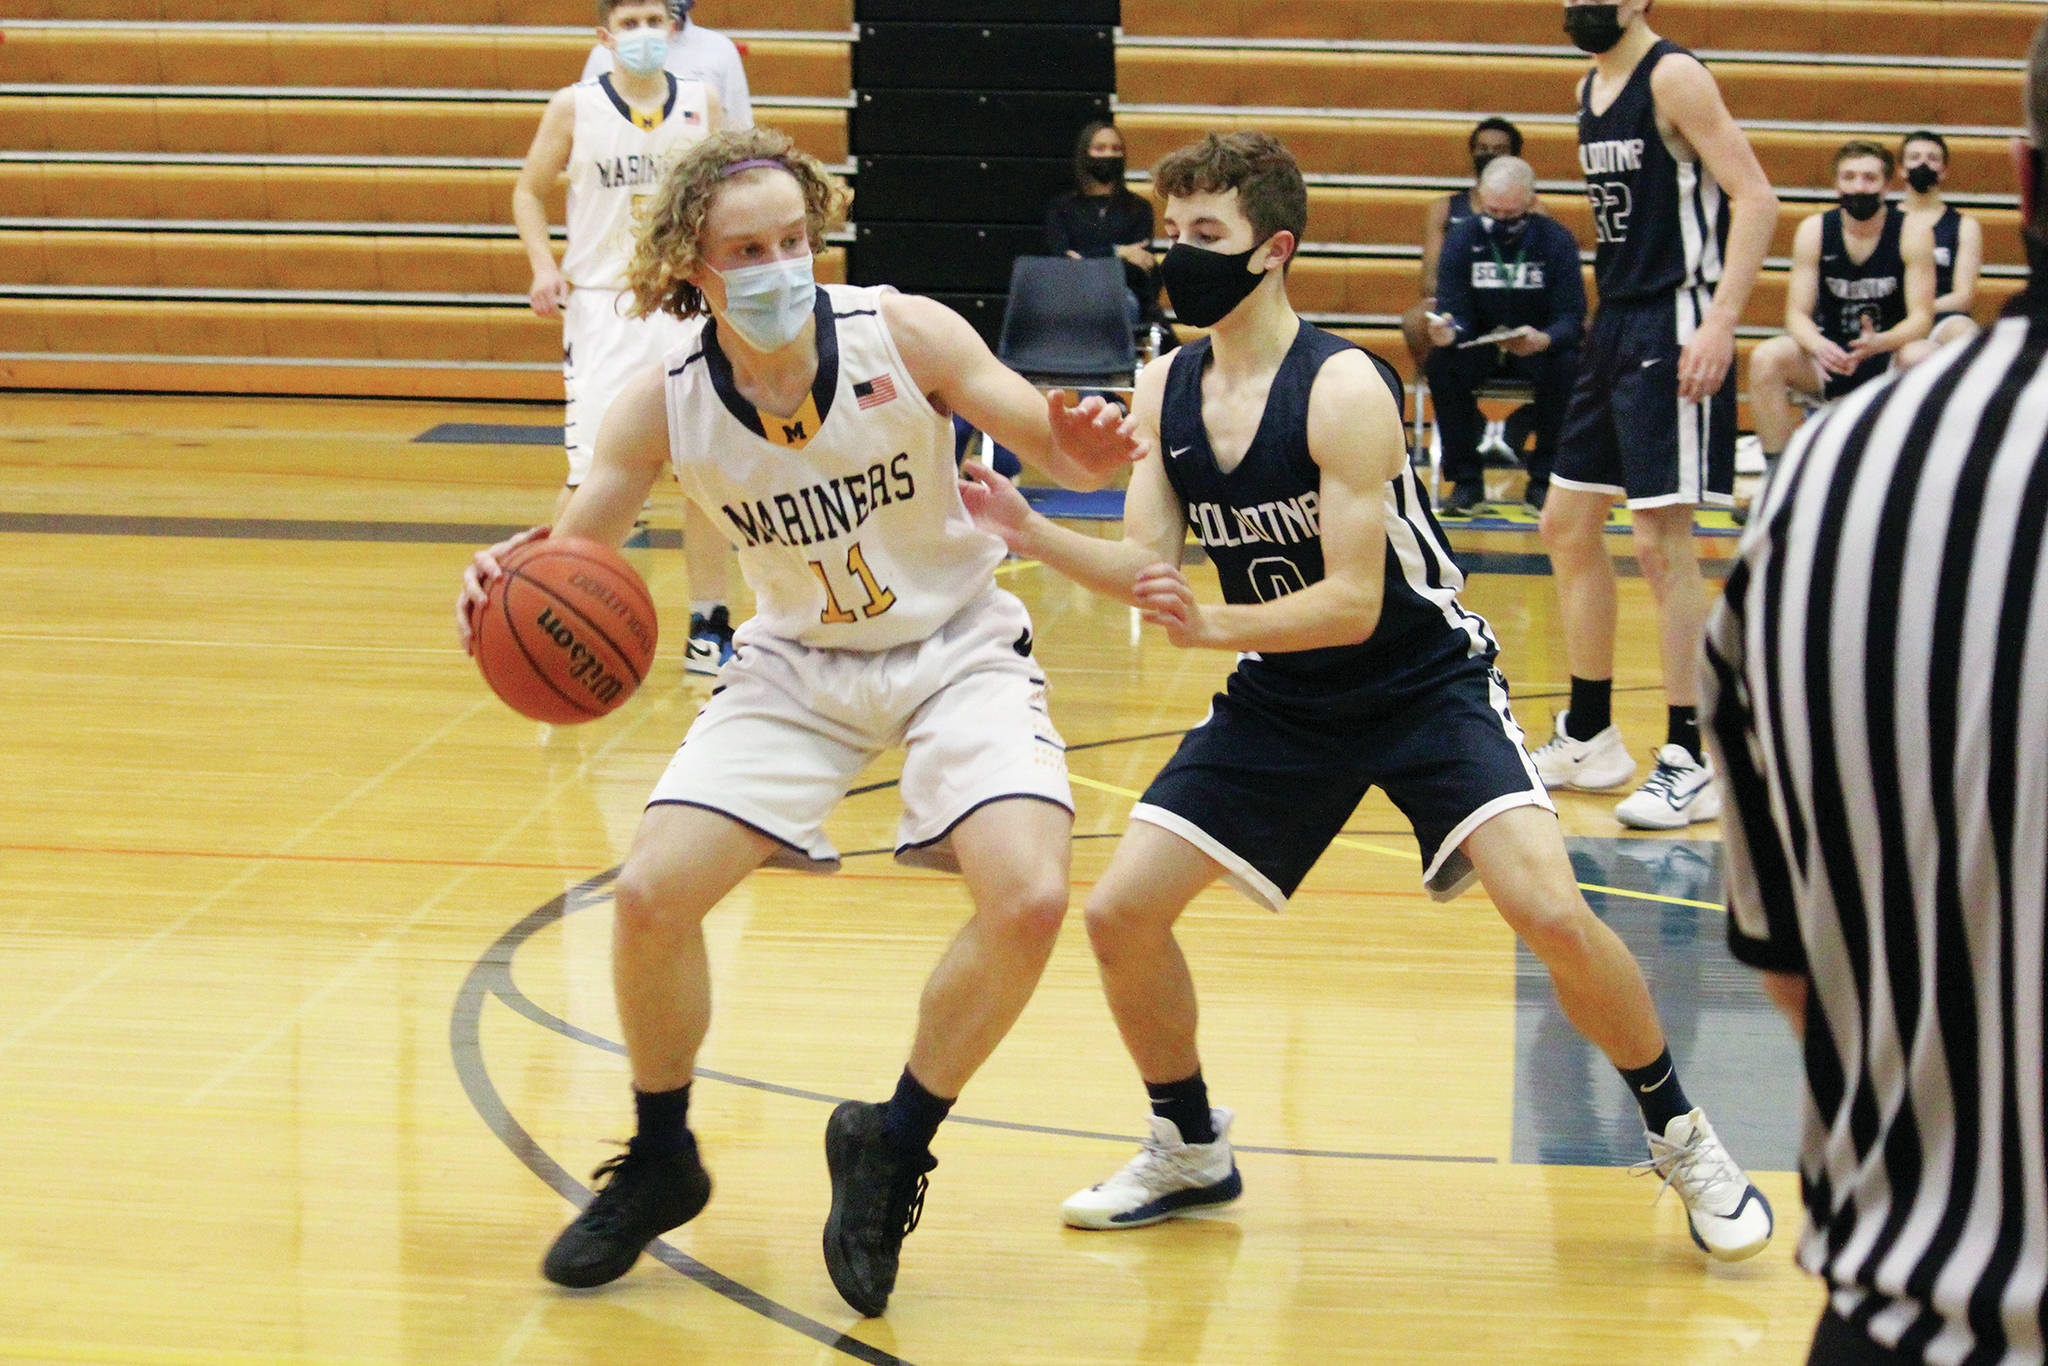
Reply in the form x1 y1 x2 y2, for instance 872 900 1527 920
460 127 1148 1315
512 0 739 675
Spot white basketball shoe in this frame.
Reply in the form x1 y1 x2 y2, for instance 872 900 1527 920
1062 1109 1243 1230
1636 1108 1774 1262
1614 745 1721 829
1530 712 1637 792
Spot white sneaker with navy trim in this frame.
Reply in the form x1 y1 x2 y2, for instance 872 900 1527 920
1614 745 1720 829
1636 1108 1773 1262
1531 711 1637 792
1062 1109 1243 1230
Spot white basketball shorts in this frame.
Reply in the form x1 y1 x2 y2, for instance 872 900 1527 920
562 287 687 485
646 585 1072 871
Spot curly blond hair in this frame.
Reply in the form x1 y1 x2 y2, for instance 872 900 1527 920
626 128 852 321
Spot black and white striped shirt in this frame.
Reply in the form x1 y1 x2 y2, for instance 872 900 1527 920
1704 284 2048 1365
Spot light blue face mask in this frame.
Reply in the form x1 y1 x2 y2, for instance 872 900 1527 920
712 254 817 352
613 27 669 77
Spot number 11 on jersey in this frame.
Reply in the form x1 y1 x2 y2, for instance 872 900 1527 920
808 541 897 623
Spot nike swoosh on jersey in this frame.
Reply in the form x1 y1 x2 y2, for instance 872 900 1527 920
1169 446 1191 458
1640 358 1662 369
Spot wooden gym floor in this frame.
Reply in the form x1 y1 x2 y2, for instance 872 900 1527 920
0 391 1823 1365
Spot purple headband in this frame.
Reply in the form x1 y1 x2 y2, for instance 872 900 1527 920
720 158 785 178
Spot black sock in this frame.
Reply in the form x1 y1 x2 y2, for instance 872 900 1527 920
633 1083 693 1156
1566 677 1612 741
1667 706 1703 762
879 1067 955 1160
1619 1048 1694 1135
1146 1071 1216 1145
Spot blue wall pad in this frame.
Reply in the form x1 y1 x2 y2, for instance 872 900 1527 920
415 423 566 445
1021 487 1125 520
1512 837 1804 1171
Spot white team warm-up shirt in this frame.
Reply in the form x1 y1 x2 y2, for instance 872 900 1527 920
664 283 1006 651
560 73 712 291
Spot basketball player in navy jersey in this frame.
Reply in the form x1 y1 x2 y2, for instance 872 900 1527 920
461 127 1144 1316
1748 141 1935 468
961 131 1773 1262
1895 129 1985 371
1533 0 1779 830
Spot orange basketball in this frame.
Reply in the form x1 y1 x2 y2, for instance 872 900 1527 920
473 537 659 724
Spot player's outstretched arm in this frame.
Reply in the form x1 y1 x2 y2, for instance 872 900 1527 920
1654 54 1778 400
1138 352 1397 653
959 356 1186 604
882 291 1149 490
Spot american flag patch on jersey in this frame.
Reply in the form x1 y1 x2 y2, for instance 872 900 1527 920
681 109 701 124
853 374 897 410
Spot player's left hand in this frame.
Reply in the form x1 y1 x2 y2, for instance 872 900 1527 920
1677 312 1736 401
1047 390 1150 476
958 460 1035 549
1133 562 1212 648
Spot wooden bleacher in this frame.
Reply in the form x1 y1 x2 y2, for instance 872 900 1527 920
0 0 2035 397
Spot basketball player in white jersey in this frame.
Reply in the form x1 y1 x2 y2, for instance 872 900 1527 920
460 128 1146 1316
514 0 738 674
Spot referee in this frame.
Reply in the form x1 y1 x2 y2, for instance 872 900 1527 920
1704 20 2048 1365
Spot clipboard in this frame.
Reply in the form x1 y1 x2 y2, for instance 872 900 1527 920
1457 326 1526 349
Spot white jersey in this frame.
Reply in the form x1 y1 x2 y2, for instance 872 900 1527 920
560 73 711 291
664 283 1006 651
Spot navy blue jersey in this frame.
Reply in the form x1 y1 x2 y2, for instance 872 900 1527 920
1157 321 1497 701
1444 188 1477 231
1577 39 1727 303
1816 205 1907 348
1930 204 1961 299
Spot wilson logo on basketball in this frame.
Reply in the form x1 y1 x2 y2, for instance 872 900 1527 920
535 606 626 706
567 570 654 650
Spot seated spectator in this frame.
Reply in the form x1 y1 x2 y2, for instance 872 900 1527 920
1894 129 1984 370
582 0 752 129
1401 117 1533 370
1045 121 1162 330
1746 140 1934 472
1424 156 1585 515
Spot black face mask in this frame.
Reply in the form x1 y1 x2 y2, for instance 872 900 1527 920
1160 240 1271 329
1905 164 1940 194
1086 155 1124 186
1563 4 1626 54
1473 151 1499 180
1838 192 1884 222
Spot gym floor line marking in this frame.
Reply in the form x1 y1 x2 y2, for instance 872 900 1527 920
0 840 607 873
1062 773 1723 912
452 877 918 1366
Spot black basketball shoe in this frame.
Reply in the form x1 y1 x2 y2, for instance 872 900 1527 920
542 1138 713 1288
822 1101 937 1317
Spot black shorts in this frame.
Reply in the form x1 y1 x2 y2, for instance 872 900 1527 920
1132 656 1554 910
1555 286 1737 508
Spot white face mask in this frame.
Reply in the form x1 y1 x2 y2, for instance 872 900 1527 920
613 28 669 76
712 254 817 352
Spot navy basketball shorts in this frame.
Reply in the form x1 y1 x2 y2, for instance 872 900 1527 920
1554 285 1736 509
1130 657 1554 912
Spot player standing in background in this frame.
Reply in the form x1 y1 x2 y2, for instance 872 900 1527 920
464 128 1146 1317
581 0 754 131
1533 0 1778 830
1894 129 1985 370
516 0 740 675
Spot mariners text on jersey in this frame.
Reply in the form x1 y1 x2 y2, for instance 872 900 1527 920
595 153 665 190
719 453 916 549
